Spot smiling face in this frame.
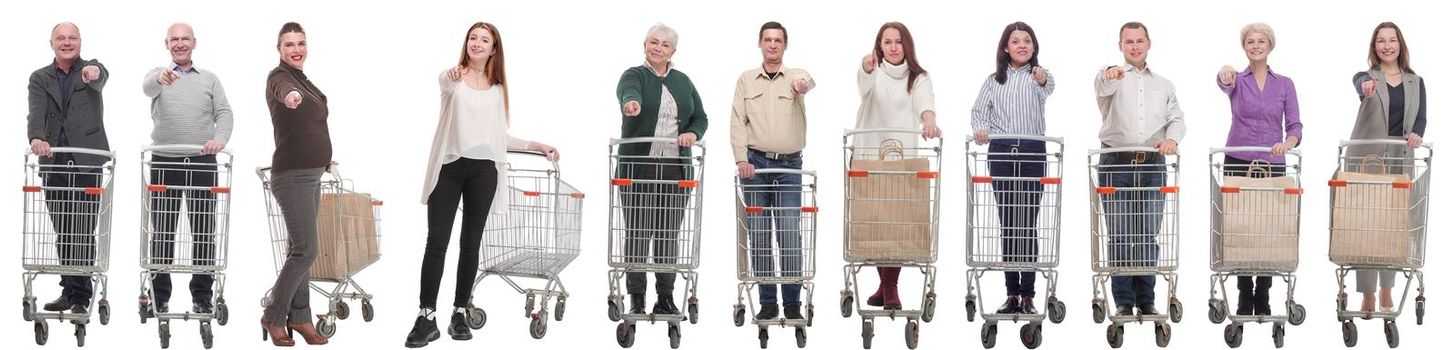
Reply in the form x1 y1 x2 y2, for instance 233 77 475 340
759 28 786 64
1006 30 1035 67
277 32 307 70
643 30 676 68
1119 27 1150 66
879 27 904 65
1242 31 1271 62
1373 27 1400 66
465 27 494 63
50 23 81 62
166 24 196 66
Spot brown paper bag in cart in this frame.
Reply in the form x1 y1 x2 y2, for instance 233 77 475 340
311 192 380 280
1220 161 1299 268
1329 156 1412 266
847 140 933 261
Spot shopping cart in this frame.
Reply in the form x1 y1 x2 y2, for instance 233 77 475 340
256 163 382 339
137 145 234 349
965 135 1066 349
731 167 819 348
837 128 941 349
1328 139 1432 348
21 147 116 346
461 150 583 339
605 137 705 349
1087 146 1182 348
1206 147 1308 348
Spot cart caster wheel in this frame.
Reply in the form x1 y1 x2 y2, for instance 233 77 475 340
1106 324 1124 348
159 322 171 349
529 316 547 339
1210 300 1228 324
1169 299 1183 323
966 298 978 322
840 292 854 318
362 300 375 322
1384 321 1399 348
217 302 230 326
980 322 997 349
1224 324 1243 348
1272 322 1286 349
1341 320 1358 347
861 320 875 349
525 294 537 318
98 299 110 325
608 299 623 322
554 298 567 322
667 323 682 349
75 323 86 347
922 293 936 323
23 299 35 322
615 323 636 348
1155 322 1172 348
201 322 214 349
1092 303 1106 324
1415 296 1425 326
806 303 815 327
1048 298 1067 324
334 300 349 320
1337 292 1349 316
688 301 699 325
35 321 49 345
467 307 487 330
1020 323 1043 349
316 319 336 339
758 327 769 349
1287 303 1305 326
905 321 920 349
795 326 807 348
733 304 746 327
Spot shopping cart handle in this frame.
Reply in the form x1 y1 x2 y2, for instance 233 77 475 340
1340 139 1434 149
980 134 1065 143
1088 146 1161 155
843 128 924 137
27 146 115 158
143 144 233 156
609 137 706 148
747 168 816 176
1209 146 1301 156
507 149 561 171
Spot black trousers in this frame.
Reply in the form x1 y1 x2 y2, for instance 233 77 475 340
148 154 218 304
42 154 102 305
420 158 498 309
989 141 1046 297
622 159 688 295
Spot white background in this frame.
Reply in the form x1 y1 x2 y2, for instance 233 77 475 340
0 0 1447 349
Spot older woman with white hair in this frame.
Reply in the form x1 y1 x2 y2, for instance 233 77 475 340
614 22 708 316
1214 22 1303 316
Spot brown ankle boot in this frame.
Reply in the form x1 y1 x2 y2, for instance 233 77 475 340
288 321 329 345
261 317 295 347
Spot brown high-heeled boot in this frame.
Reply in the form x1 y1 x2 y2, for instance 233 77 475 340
262 317 296 347
288 320 329 345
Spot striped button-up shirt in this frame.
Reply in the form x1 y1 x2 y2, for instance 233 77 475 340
971 64 1053 136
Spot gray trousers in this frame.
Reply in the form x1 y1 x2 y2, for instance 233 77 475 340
1356 269 1397 293
263 167 324 325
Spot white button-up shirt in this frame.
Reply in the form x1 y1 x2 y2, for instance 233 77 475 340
1095 64 1186 147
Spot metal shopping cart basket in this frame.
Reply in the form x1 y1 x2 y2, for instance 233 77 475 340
21 147 116 346
605 137 705 349
731 167 819 348
965 135 1065 349
1087 146 1182 348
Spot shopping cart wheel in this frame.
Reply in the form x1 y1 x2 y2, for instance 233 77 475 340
980 322 997 349
1048 299 1067 324
217 301 230 326
840 292 854 318
1169 299 1183 323
965 298 977 323
688 300 699 325
201 322 214 349
1271 322 1285 349
316 319 336 339
159 321 171 348
1105 324 1123 348
1337 292 1349 318
608 299 623 322
467 307 487 330
667 323 682 349
529 316 547 339
525 294 537 318
615 323 636 348
23 299 36 322
1414 296 1425 326
1384 321 1399 348
1287 303 1305 326
334 300 350 320
922 293 937 322
1154 321 1171 348
733 304 746 327
805 303 815 327
1341 320 1358 347
1224 323 1243 348
362 300 375 322
35 320 49 345
75 323 87 347
860 319 875 349
758 327 769 349
795 326 807 348
1210 300 1228 324
554 298 566 322
98 299 111 325
904 320 920 349
1020 323 1042 349
1092 303 1106 324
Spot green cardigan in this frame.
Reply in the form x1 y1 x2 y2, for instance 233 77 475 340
615 65 709 177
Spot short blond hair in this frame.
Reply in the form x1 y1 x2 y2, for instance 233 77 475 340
1241 23 1275 50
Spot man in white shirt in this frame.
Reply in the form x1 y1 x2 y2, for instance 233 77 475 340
1093 21 1185 318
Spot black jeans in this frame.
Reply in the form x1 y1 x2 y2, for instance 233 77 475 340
1222 155 1286 301
148 154 218 305
43 153 102 305
420 158 498 309
989 140 1046 297
621 158 689 296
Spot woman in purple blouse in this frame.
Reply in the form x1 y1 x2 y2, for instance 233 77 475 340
1214 23 1302 316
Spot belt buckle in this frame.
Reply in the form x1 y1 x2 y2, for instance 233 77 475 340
1133 152 1148 164
764 151 781 160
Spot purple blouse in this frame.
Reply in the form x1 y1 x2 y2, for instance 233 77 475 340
1218 67 1302 164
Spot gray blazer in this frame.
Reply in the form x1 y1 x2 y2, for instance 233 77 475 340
1348 68 1423 167
27 59 110 166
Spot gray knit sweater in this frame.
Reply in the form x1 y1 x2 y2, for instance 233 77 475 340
142 65 234 157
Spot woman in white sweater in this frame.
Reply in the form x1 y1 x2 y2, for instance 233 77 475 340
406 22 558 348
853 22 941 310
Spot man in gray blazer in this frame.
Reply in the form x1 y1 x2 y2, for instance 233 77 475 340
26 22 110 315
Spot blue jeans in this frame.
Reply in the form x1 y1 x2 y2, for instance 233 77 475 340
742 151 803 306
989 140 1046 297
1098 153 1166 306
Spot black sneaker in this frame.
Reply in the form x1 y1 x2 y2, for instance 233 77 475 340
448 312 472 340
996 296 1021 314
756 303 779 320
652 295 680 315
629 294 646 314
69 304 88 315
1236 292 1253 316
191 301 210 314
1116 304 1134 316
42 297 72 312
404 315 441 348
783 304 804 320
1020 296 1038 314
155 302 170 314
1137 303 1159 316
